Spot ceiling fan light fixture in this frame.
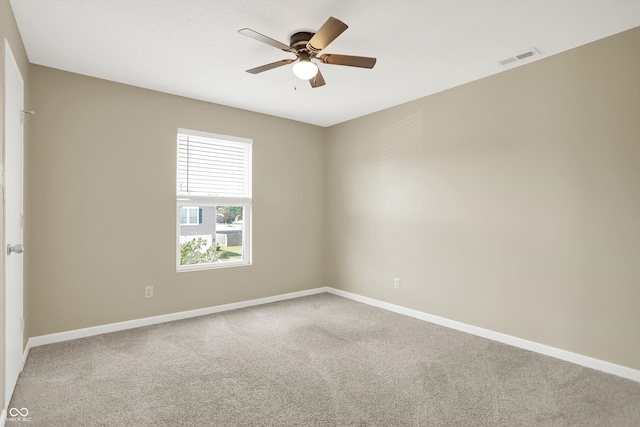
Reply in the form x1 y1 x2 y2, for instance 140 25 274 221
292 59 318 80
240 17 376 88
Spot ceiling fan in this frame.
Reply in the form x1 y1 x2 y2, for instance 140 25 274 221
238 17 376 88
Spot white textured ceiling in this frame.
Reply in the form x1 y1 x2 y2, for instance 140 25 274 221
9 0 640 127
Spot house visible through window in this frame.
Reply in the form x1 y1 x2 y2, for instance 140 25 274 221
176 129 252 270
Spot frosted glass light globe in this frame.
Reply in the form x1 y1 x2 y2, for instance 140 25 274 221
292 60 319 80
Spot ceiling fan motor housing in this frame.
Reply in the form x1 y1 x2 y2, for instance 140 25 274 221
290 31 314 51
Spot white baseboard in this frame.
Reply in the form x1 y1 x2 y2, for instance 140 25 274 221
22 344 30 370
23 285 639 384
26 287 329 351
326 287 640 383
0 408 6 427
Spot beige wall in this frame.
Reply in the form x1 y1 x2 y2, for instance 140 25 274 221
1 0 30 410
26 66 327 338
326 26 640 370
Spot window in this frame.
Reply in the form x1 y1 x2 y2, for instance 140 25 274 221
177 129 252 271
179 206 201 225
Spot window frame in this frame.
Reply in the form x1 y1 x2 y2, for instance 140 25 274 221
176 129 252 272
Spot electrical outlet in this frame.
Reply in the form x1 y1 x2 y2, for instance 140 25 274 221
393 278 401 290
145 285 154 298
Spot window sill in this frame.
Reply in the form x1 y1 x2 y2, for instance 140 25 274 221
177 260 251 272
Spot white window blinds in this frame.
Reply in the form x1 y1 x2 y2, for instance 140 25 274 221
177 131 252 198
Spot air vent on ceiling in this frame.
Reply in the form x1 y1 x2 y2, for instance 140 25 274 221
498 48 540 66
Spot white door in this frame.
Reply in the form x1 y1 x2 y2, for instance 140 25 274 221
3 38 25 408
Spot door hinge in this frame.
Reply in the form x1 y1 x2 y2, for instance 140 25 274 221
20 110 35 125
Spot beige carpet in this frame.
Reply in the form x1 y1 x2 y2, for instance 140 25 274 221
9 293 640 426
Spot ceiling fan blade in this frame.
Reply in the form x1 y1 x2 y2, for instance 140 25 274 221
309 69 326 88
307 17 348 53
318 54 377 69
238 28 292 52
246 59 295 74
